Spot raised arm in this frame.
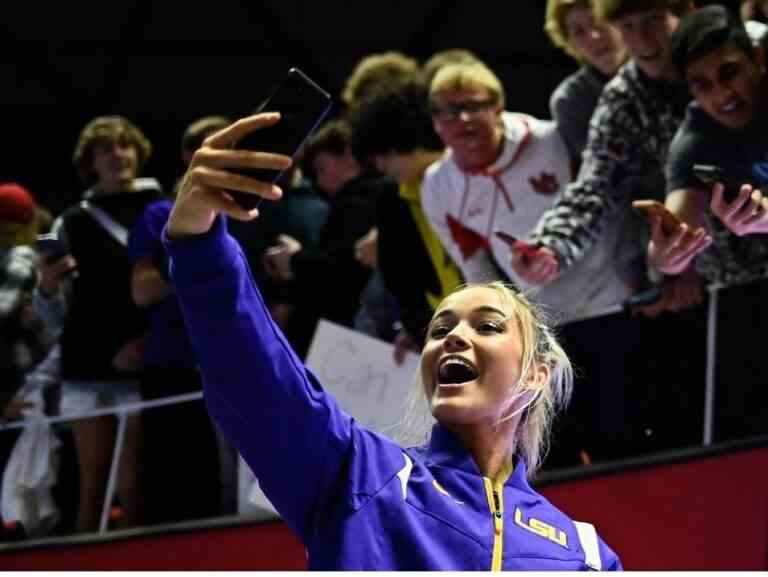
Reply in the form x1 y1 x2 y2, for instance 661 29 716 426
128 202 174 307
531 91 647 270
164 114 403 540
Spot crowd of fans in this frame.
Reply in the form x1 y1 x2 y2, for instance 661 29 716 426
1 0 767 541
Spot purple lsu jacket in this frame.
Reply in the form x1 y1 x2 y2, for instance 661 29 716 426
164 217 622 571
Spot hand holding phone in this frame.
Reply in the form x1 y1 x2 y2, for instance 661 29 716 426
632 200 683 235
230 68 332 210
692 163 758 203
35 233 69 264
497 230 560 285
494 230 540 258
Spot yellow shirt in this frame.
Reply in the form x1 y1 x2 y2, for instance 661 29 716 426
399 180 463 308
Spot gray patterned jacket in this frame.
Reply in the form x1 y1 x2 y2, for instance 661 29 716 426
533 60 688 269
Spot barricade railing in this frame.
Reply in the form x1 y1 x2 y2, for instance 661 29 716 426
0 391 204 533
0 286 729 535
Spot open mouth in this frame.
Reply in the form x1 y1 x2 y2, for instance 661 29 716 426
437 357 479 385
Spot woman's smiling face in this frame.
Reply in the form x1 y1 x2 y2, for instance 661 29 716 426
420 286 529 427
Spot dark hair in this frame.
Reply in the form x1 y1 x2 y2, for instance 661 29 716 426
348 77 443 160
181 116 231 155
301 119 352 175
596 0 690 21
670 5 755 76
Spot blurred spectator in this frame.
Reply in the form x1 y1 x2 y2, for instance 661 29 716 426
422 49 480 86
421 59 644 463
180 115 231 167
528 0 721 456
520 0 695 280
348 76 463 359
341 51 425 342
544 0 647 291
128 194 222 524
529 0 763 453
0 184 52 422
740 0 768 49
0 183 59 535
741 0 768 23
341 51 419 107
545 0 627 159
229 161 329 351
650 6 768 440
423 60 635 325
35 116 163 532
543 0 657 464
173 115 232 195
263 119 392 356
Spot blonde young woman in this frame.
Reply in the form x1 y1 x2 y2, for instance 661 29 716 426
163 113 621 570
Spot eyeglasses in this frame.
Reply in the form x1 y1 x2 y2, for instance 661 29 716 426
430 98 497 121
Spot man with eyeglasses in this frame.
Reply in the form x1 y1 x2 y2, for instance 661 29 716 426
421 59 641 464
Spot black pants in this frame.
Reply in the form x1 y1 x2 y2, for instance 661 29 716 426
544 303 708 469
713 278 768 442
545 310 641 468
139 366 221 525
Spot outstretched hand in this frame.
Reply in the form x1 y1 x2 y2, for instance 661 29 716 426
506 242 560 286
167 113 293 239
647 215 711 276
711 182 768 236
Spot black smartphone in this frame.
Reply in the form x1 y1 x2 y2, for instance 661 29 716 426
692 163 757 202
35 233 68 264
231 68 332 210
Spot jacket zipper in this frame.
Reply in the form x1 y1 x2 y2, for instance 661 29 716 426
483 478 504 571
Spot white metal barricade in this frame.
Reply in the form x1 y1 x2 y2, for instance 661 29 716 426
0 392 203 533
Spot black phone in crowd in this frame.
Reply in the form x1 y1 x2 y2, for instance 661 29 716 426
692 163 760 202
35 233 68 264
230 68 332 210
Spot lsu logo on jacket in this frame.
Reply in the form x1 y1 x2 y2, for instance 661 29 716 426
514 507 568 548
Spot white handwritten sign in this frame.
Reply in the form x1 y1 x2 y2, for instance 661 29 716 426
305 319 422 434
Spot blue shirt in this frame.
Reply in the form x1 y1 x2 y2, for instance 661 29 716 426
128 199 196 368
163 217 622 571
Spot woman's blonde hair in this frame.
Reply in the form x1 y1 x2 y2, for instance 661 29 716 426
396 282 573 476
73 115 152 185
429 61 506 109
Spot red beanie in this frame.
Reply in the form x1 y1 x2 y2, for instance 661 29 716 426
0 183 36 224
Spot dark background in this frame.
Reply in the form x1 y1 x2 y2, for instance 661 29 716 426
1 0 739 214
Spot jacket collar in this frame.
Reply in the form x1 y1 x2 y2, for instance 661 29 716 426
424 423 533 492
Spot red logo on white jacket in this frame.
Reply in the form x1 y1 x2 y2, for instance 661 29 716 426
528 172 559 195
